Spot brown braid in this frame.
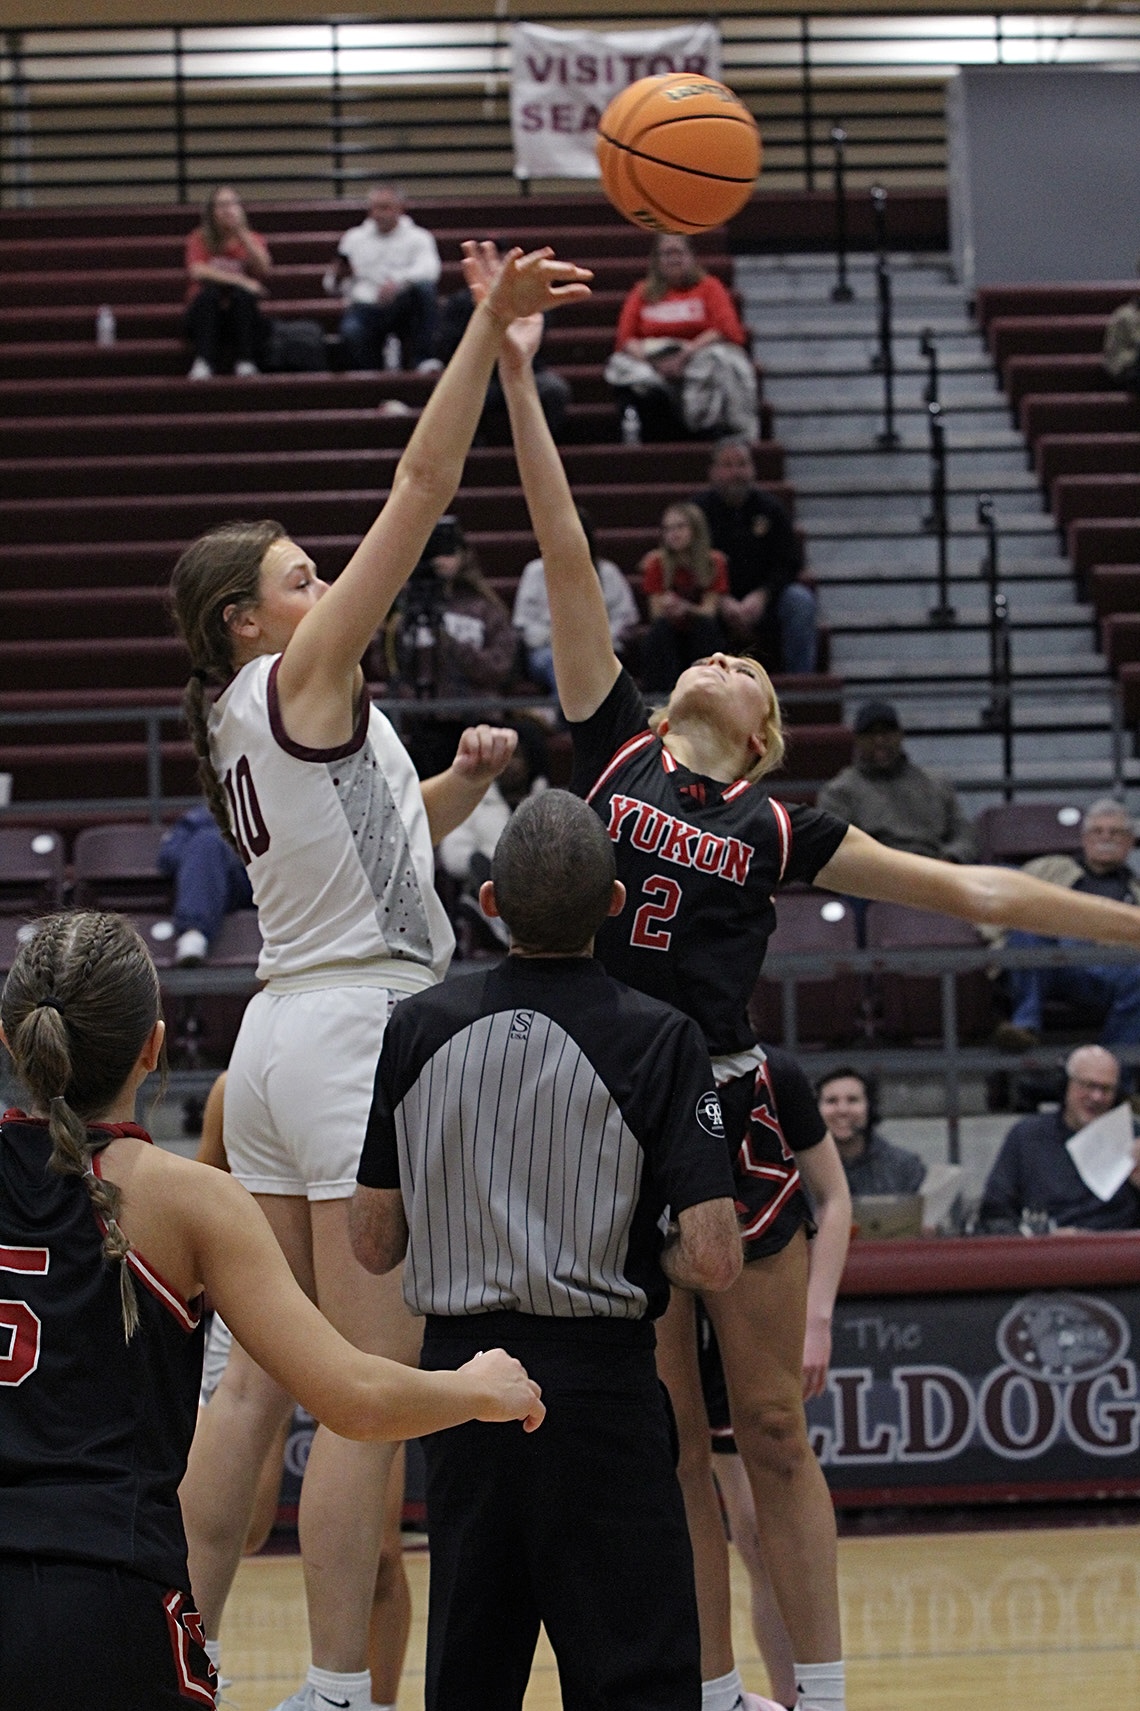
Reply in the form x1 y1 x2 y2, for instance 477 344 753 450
169 519 286 847
2 912 164 1340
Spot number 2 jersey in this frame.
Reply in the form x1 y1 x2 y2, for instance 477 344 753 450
570 669 848 1057
0 1116 205 1589
209 654 454 987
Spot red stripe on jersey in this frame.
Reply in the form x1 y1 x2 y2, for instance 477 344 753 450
769 798 792 882
162 1590 217 1706
585 730 657 804
722 778 751 801
89 1155 201 1333
661 745 677 773
739 1169 802 1241
0 1245 49 1275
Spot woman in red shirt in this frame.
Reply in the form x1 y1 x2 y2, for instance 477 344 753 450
638 501 729 691
606 234 758 442
183 186 272 380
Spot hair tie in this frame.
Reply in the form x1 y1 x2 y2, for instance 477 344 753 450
39 995 64 1014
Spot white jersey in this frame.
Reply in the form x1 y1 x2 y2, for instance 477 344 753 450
209 655 454 987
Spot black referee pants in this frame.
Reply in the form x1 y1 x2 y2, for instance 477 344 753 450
420 1313 701 1711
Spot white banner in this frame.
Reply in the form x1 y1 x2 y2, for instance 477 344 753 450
510 21 722 181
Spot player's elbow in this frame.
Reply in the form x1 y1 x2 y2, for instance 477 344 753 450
951 865 1009 927
348 1187 407 1276
667 1199 743 1293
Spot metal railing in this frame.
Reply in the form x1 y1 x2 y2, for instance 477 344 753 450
0 675 1134 823
3 10 1140 205
762 938 1140 1159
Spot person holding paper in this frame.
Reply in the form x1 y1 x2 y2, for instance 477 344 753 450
979 1046 1140 1232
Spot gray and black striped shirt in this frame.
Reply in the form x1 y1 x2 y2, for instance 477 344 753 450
359 956 734 1320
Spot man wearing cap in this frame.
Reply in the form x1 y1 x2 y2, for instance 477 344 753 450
816 701 976 863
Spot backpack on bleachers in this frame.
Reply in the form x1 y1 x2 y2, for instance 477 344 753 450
263 317 329 373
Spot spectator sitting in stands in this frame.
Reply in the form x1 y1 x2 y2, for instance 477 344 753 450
816 1066 926 1196
979 1045 1140 1232
513 507 638 695
434 239 571 442
324 183 441 371
604 232 758 443
1103 276 1140 394
694 437 818 675
817 700 977 864
993 797 1140 1056
183 185 272 380
159 803 255 967
636 502 728 695
384 514 518 779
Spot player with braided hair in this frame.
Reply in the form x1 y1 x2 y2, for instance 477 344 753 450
0 910 543 1711
169 243 590 1711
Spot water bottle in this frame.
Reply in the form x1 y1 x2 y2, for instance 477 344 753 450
95 305 117 347
383 334 402 371
413 614 436 699
621 404 641 445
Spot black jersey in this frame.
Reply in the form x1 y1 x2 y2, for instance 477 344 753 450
359 955 735 1322
570 670 848 1054
0 1115 204 1589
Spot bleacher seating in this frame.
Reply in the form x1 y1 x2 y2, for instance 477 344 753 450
0 193 838 813
986 291 1140 735
1035 434 1140 496
1019 392 1140 447
1089 565 1140 619
974 284 1138 332
975 801 1084 865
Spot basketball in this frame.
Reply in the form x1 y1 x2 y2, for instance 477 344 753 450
596 73 762 235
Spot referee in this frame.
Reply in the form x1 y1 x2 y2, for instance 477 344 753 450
351 789 742 1711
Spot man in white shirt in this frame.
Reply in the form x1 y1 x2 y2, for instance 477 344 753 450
325 183 442 370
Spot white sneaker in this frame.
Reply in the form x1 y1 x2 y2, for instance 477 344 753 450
742 1695 792 1711
234 359 259 377
270 1691 355 1711
415 356 443 375
175 928 209 966
188 357 213 380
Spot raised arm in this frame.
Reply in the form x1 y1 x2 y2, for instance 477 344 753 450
476 286 619 720
276 247 591 720
818 825 1140 950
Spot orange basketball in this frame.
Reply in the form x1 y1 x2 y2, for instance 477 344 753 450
596 73 762 235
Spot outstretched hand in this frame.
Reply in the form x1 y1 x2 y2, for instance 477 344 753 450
461 1348 546 1432
462 240 592 327
451 723 518 788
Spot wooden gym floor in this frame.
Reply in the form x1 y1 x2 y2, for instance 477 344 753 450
218 1521 1140 1708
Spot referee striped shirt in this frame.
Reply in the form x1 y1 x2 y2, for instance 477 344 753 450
359 955 734 1321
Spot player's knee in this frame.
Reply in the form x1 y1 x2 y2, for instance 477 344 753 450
734 1394 810 1481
